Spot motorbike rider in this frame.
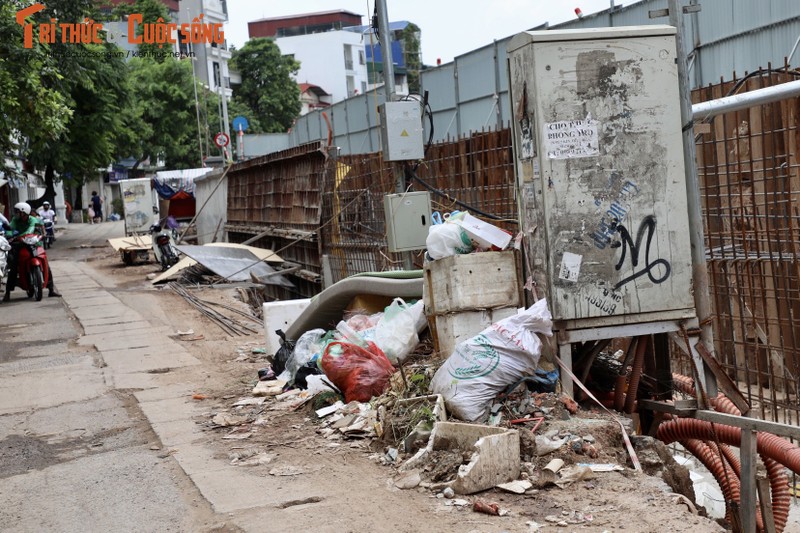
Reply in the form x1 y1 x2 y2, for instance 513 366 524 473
2 202 61 302
37 201 57 224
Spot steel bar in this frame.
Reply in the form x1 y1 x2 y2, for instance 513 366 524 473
692 80 800 122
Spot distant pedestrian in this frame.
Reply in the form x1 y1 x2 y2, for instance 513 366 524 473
91 191 103 223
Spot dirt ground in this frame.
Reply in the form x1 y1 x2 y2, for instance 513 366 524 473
87 245 729 533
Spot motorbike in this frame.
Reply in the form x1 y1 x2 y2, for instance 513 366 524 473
149 222 180 271
43 219 55 249
0 234 11 290
7 233 50 301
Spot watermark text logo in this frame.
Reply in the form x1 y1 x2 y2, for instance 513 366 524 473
14 3 224 49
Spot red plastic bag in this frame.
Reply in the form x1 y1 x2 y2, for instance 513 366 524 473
320 341 395 403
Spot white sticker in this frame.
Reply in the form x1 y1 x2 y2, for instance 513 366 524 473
543 118 599 159
559 252 582 282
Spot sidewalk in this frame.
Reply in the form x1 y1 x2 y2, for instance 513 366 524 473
51 221 340 525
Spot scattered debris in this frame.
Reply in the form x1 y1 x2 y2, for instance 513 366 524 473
472 500 501 516
269 465 305 476
497 479 532 494
393 470 422 490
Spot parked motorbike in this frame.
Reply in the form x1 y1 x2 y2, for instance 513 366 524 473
149 223 179 271
7 233 50 301
43 219 55 249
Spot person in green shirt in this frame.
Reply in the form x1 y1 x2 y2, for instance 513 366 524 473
2 202 60 302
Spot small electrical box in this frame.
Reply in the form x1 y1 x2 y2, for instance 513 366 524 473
384 191 432 252
379 101 424 161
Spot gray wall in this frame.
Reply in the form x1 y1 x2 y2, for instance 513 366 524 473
193 169 227 244
284 0 800 154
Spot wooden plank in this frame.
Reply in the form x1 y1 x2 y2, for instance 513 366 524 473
694 410 800 440
695 341 751 414
740 428 758 533
757 477 777 533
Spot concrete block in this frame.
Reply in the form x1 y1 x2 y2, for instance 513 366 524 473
402 421 520 494
262 298 312 355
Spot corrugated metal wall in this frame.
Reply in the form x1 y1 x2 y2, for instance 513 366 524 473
286 0 800 152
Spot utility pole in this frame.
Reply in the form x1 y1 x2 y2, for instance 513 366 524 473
665 0 717 396
663 1 756 530
376 0 414 270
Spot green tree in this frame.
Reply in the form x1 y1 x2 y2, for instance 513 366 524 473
0 2 72 171
125 57 201 169
401 23 422 94
4 0 128 207
231 38 301 133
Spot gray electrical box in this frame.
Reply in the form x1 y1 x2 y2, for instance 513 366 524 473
508 26 695 328
384 191 432 252
379 101 424 161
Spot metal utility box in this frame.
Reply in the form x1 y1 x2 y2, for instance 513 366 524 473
119 178 157 235
507 26 695 328
379 101 425 161
384 191 432 252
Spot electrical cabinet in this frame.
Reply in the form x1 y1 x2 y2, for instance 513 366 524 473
379 101 425 161
384 191 432 252
119 178 157 235
507 26 695 328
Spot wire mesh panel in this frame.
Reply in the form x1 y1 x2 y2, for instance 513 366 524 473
319 128 518 284
691 66 800 425
225 142 327 299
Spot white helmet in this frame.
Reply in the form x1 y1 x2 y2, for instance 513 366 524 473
14 202 31 215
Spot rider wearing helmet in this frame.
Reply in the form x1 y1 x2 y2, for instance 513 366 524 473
37 201 57 224
2 202 60 302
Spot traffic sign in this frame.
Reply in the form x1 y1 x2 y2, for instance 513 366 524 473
214 132 230 148
232 116 249 132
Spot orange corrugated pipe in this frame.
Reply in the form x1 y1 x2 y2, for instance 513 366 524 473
624 335 648 413
682 438 764 530
657 418 792 532
663 373 792 532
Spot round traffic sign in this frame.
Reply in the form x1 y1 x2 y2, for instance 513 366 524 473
232 116 249 132
214 132 230 148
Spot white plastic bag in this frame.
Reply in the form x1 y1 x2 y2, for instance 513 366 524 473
373 299 426 364
430 299 553 421
426 222 473 260
279 328 326 384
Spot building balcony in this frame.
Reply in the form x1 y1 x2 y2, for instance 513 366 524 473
203 0 228 23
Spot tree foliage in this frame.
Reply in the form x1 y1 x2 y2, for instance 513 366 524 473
231 38 301 133
402 23 422 94
2 0 128 206
0 2 72 166
125 57 201 169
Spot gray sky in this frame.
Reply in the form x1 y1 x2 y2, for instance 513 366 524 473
224 1 642 65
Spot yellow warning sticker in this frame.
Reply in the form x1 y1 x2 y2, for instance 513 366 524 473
400 130 409 137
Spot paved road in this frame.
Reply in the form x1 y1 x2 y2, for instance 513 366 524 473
0 221 230 532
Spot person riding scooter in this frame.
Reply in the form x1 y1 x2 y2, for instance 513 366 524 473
2 202 60 302
36 201 57 224
37 201 57 248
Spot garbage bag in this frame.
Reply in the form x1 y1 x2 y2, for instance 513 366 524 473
279 328 326 384
320 340 395 403
430 299 553 421
373 299 425 365
271 329 295 376
426 221 473 260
